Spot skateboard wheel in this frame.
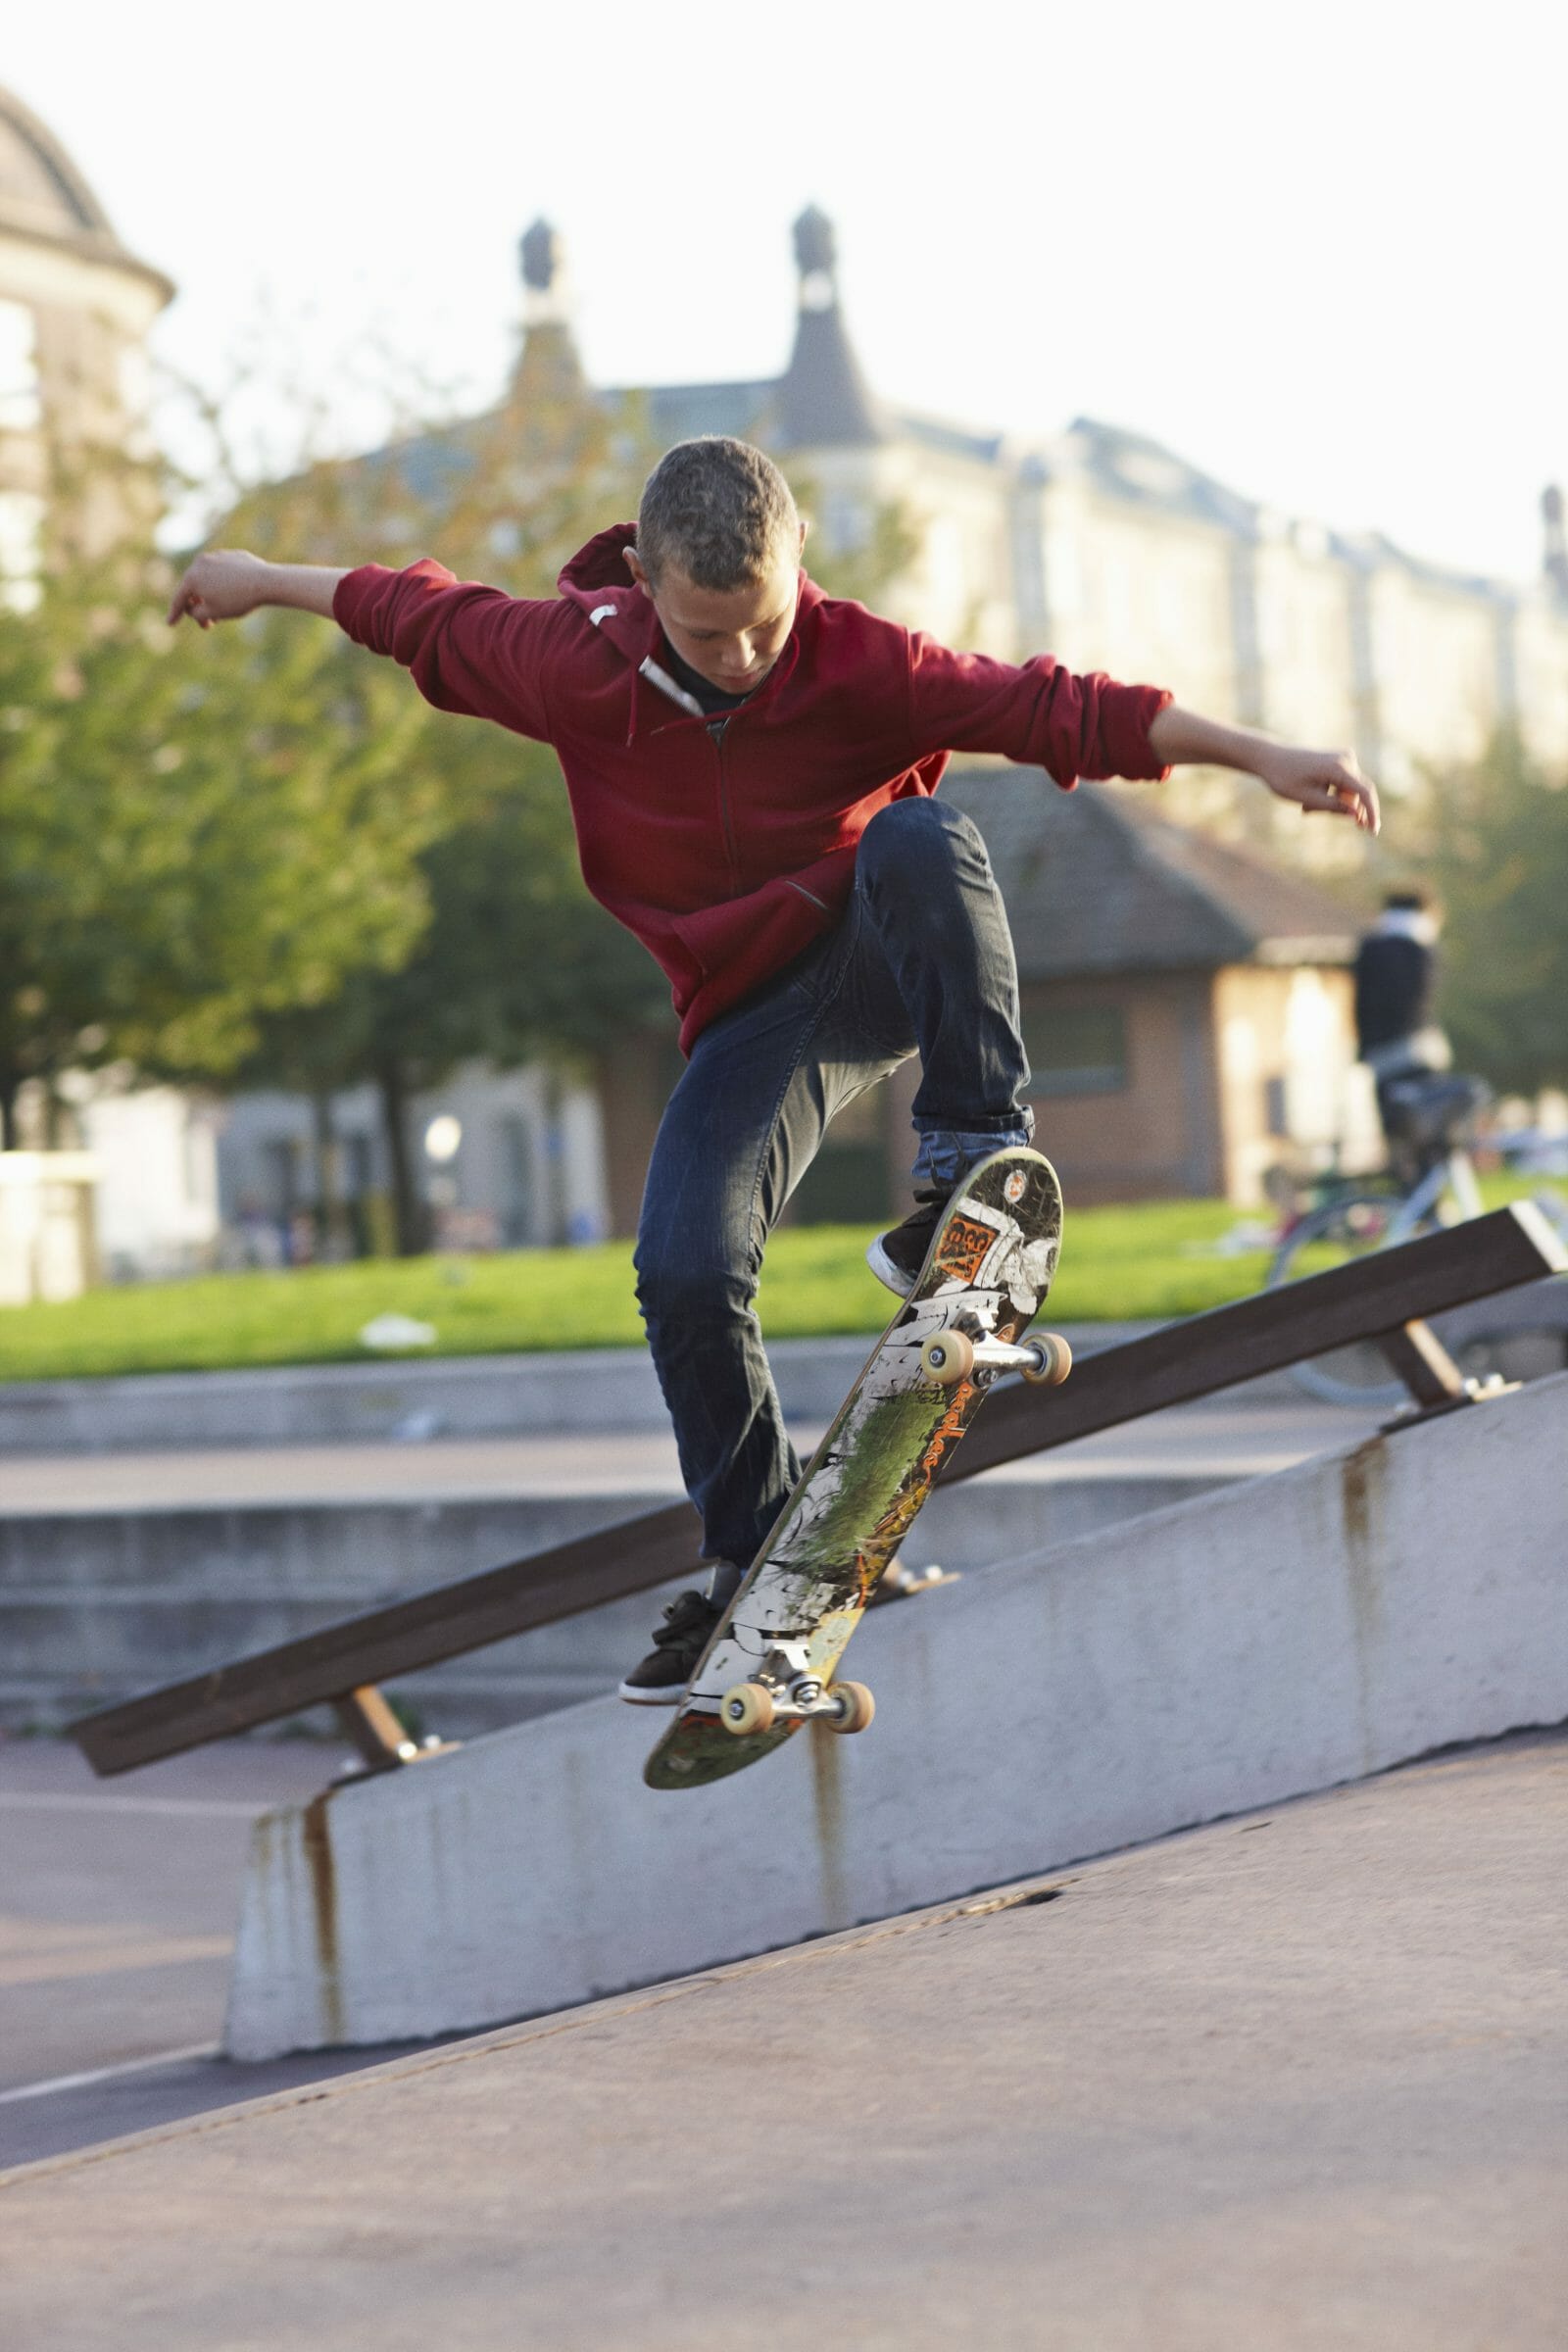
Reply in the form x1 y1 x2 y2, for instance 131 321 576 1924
827 1680 875 1735
1021 1332 1072 1387
720 1682 775 1737
921 1330 974 1386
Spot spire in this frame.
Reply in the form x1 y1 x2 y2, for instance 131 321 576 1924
773 205 885 450
510 217 585 405
1544 485 1568 599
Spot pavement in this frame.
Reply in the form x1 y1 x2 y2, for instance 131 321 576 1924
0 1392 1387 1510
0 1738 445 2169
0 1729 1561 2349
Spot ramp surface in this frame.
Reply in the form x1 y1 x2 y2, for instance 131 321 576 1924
2 1733 1563 2351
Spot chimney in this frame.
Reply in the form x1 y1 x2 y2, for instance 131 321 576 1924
510 218 584 404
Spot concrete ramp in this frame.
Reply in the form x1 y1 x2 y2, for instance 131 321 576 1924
224 1372 1568 2059
11 1738 1564 2351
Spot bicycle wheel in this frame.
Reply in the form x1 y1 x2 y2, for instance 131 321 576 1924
1526 1185 1568 1246
1266 1189 1437 1407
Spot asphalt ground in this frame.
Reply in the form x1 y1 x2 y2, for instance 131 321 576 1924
0 1730 1562 2350
0 1737 451 2170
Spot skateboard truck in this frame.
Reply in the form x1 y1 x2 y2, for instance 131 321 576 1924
718 1642 876 1740
920 1329 1072 1389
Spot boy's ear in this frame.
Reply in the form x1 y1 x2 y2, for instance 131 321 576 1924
624 546 651 592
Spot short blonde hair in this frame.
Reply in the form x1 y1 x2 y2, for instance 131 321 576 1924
636 438 800 591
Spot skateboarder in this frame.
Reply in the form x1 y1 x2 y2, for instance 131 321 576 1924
169 435 1380 1704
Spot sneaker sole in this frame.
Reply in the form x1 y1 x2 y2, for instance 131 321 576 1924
616 1680 688 1706
863 1234 917 1297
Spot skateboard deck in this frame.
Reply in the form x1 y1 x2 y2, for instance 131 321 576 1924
644 1146 1065 1790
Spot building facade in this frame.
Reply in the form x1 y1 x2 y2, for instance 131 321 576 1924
0 83 172 596
603 206 1568 867
0 86 222 1288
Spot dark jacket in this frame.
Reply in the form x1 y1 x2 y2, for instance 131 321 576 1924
1354 929 1435 1057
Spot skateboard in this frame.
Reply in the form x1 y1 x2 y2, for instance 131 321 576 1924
644 1146 1068 1791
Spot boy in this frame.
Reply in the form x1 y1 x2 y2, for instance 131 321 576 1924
170 436 1379 1701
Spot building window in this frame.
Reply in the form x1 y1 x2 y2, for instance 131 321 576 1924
0 490 44 612
0 301 40 431
820 490 871 558
1023 1004 1128 1097
342 1132 373 1200
497 1111 537 1247
789 1081 891 1225
262 1137 302 1220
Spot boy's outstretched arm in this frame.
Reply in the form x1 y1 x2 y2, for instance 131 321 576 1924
168 552 348 630
166 550 565 741
1148 704 1381 834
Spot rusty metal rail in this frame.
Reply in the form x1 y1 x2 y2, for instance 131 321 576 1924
70 1203 1564 1777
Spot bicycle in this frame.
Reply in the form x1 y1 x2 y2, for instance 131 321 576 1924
1264 1072 1568 1406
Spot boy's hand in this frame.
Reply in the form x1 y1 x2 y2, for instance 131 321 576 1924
168 550 271 629
1256 744 1381 834
1147 705 1381 834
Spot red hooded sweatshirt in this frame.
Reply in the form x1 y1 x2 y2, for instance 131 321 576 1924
334 524 1171 1051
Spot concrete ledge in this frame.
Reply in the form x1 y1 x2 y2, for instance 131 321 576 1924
223 1369 1568 2059
0 1467 1226 1733
0 1325 1153 1452
5 1278 1563 1457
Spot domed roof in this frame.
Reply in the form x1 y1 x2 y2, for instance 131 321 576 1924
0 83 172 295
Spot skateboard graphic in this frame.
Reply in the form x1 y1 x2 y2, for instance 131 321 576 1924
644 1147 1068 1790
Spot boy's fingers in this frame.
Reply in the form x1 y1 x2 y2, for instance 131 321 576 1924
1298 778 1378 832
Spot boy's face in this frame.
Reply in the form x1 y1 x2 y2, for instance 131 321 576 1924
625 528 805 696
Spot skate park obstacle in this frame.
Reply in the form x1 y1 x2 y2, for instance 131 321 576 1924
68 1202 1565 1780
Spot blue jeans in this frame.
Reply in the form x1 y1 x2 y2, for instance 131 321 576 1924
634 797 1034 1569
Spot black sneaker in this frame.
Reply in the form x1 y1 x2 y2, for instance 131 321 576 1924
865 1185 950 1297
617 1589 723 1705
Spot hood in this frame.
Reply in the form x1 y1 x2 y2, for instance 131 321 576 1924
558 520 642 598
555 522 660 669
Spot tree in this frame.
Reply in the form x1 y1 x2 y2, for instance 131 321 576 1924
236 720 668 1251
0 548 442 1148
216 344 663 1249
5 330 920 1248
1428 731 1568 1095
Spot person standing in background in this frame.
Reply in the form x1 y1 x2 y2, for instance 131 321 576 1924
1354 889 1451 1138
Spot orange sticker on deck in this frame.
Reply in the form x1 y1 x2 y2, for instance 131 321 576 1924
934 1213 994 1284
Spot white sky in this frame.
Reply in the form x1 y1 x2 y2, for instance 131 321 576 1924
7 0 1565 582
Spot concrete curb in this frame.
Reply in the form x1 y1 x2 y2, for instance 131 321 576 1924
222 1368 1568 2059
3 1329 1161 1451
5 1277 1563 1454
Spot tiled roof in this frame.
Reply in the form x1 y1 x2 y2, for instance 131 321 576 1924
607 380 775 446
943 767 1360 978
0 81 172 295
773 303 886 449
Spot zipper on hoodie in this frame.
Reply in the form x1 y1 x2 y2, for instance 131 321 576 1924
708 716 744 895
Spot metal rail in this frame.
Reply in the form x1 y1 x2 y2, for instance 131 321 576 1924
70 1203 1564 1777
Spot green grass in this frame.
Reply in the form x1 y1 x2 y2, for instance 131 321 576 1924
3 1174 1555 1385
0 1198 1272 1384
